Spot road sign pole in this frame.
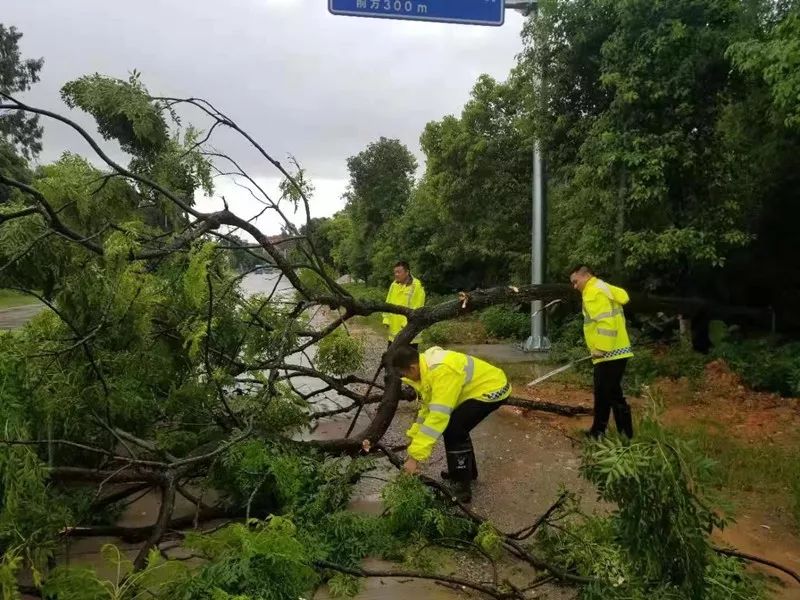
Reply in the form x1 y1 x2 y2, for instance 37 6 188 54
525 138 549 351
507 2 548 352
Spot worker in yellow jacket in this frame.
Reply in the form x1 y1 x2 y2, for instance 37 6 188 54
570 265 634 438
383 261 426 349
390 345 511 502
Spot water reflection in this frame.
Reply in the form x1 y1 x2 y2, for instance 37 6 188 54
238 273 347 428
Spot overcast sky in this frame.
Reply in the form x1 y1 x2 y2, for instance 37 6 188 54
5 0 526 233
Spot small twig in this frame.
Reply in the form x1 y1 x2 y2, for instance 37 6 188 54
508 491 570 540
0 439 166 468
345 362 384 438
204 272 243 428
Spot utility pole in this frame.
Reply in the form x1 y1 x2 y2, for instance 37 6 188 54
507 1 548 352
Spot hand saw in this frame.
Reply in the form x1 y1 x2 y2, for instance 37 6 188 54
526 356 592 387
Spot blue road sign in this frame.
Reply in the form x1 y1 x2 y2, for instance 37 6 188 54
329 0 505 27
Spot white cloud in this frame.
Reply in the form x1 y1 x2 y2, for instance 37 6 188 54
198 174 347 236
5 0 526 227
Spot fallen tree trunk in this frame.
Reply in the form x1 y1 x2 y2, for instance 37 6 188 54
506 396 592 416
312 395 591 420
61 505 236 543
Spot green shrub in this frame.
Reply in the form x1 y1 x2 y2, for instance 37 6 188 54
422 321 456 345
548 315 587 363
537 406 766 599
342 282 386 304
714 338 800 397
316 327 365 376
478 305 529 340
421 318 487 346
623 340 707 395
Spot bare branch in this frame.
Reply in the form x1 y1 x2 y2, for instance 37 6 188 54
0 205 37 223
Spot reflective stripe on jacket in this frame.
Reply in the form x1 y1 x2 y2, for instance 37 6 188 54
405 347 510 462
582 277 634 364
383 276 426 342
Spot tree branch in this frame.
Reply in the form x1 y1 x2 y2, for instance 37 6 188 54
315 560 522 600
714 547 800 585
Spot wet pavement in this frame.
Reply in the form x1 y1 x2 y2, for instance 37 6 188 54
0 304 41 329
448 343 550 365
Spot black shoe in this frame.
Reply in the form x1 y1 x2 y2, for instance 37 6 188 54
450 479 472 504
584 429 604 440
445 444 475 502
440 469 478 481
614 405 634 439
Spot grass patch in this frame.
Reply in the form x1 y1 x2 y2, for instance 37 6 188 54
421 318 488 346
671 423 800 526
350 313 386 337
0 290 38 310
341 282 386 304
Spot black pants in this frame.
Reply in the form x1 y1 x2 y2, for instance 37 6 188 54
591 358 633 437
443 399 504 452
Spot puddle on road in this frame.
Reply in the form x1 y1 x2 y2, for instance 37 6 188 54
314 558 468 600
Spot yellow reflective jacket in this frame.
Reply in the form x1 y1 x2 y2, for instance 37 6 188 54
405 347 510 462
383 276 426 342
582 277 634 364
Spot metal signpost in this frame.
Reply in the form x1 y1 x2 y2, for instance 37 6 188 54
328 0 505 27
329 0 548 351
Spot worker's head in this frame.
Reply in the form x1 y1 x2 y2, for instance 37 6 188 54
389 345 421 381
393 261 411 284
569 265 594 292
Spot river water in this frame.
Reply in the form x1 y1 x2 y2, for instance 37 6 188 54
240 272 345 415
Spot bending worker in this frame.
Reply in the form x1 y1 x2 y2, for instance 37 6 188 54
391 345 511 503
383 261 426 350
569 265 634 438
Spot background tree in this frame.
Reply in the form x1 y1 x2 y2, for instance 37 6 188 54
338 136 417 283
315 0 799 334
0 23 43 201
412 74 532 292
526 0 753 291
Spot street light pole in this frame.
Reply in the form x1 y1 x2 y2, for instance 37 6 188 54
507 1 548 352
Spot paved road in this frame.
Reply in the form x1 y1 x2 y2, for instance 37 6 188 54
0 304 42 330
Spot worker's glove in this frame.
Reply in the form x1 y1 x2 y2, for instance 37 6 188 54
457 291 470 310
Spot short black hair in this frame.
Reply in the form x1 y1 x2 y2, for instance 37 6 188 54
569 264 593 277
394 261 410 271
389 345 419 371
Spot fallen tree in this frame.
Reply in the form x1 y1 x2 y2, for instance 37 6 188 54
0 76 788 600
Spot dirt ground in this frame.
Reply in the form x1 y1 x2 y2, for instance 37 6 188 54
509 360 800 598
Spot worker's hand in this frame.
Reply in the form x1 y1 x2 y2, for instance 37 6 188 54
403 458 419 475
591 350 605 358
